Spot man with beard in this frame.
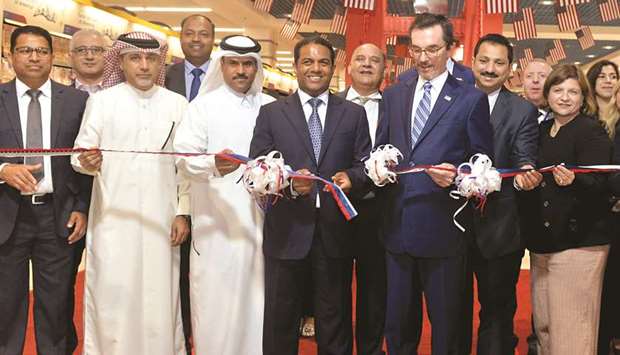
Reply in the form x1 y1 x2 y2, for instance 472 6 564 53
341 42 387 355
72 31 190 355
466 33 539 355
250 36 372 355
174 35 275 355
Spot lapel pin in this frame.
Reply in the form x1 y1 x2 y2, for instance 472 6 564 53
444 95 452 101
456 77 463 81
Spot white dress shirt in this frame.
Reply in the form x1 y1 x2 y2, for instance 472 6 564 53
0 79 54 193
75 78 103 94
487 88 501 115
184 59 210 100
411 70 449 123
296 88 330 207
346 87 381 146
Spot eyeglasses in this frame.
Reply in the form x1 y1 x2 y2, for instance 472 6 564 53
72 46 106 56
410 45 446 58
14 47 51 57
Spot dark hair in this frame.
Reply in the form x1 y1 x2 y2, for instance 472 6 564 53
293 36 335 65
473 33 513 64
10 25 53 53
586 59 619 98
544 64 596 115
180 14 215 34
408 13 455 49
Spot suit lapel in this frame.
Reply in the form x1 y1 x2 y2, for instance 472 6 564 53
0 80 24 147
174 63 186 96
401 77 418 150
50 81 64 148
490 88 509 128
413 75 459 151
282 93 315 162
318 93 345 166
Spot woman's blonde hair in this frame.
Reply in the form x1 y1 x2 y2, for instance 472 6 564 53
599 81 620 138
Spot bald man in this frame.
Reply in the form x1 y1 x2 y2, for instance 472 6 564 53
339 43 387 355
522 59 552 123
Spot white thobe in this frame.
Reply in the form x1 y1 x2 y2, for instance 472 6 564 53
174 85 275 355
71 83 189 355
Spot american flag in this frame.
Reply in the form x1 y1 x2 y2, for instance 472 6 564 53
486 0 519 14
330 6 348 35
597 0 620 21
547 39 567 63
556 4 581 31
291 0 315 24
320 33 329 40
344 0 375 11
513 8 537 40
254 0 274 12
576 26 595 49
394 57 414 77
336 49 347 66
386 35 397 46
280 20 301 40
509 68 522 87
518 48 534 69
557 0 590 5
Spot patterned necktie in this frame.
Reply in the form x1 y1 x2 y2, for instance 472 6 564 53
26 89 44 181
357 96 370 105
307 98 323 162
189 68 204 102
411 81 432 149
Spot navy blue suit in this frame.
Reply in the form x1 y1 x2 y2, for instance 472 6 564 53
375 72 493 355
398 61 475 86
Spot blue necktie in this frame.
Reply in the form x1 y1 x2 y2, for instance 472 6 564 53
189 68 203 102
308 98 323 162
411 81 432 149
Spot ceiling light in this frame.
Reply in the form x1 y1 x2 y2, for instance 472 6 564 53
574 61 581 65
276 51 292 54
540 0 554 5
278 62 293 66
603 45 615 50
125 7 212 12
276 57 294 61
586 54 596 58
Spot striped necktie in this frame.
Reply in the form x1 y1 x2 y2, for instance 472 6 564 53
411 81 432 149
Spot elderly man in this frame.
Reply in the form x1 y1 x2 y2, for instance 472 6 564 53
72 32 190 355
341 43 387 355
174 34 274 355
522 59 552 123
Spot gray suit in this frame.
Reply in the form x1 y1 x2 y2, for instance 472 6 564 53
0 79 91 355
165 62 186 97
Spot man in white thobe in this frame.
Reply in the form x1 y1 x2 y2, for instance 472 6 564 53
174 35 275 355
71 32 189 355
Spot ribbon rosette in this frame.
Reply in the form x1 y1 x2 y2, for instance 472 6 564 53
364 144 403 186
242 151 290 198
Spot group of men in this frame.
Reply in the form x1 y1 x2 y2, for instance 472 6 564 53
0 10 558 355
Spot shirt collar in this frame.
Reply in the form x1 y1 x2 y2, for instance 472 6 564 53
223 84 257 107
346 86 381 101
446 58 455 75
298 88 329 107
184 59 210 75
75 78 103 91
16 77 51 99
415 69 449 93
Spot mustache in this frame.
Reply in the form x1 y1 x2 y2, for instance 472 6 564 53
481 71 499 78
233 74 248 80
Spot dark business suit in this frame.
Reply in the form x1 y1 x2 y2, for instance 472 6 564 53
463 87 539 355
0 80 91 355
250 92 372 355
337 88 386 355
164 60 194 353
375 72 493 355
398 61 475 86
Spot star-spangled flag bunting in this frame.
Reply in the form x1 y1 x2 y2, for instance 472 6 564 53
576 26 595 49
330 6 348 35
386 35 397 46
547 39 567 63
280 19 301 40
597 0 620 21
513 7 537 40
486 0 519 14
291 0 315 24
254 0 274 12
557 0 590 5
556 3 581 31
344 0 375 11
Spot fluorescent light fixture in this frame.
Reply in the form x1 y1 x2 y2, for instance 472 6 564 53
125 7 212 12
276 57 294 61
574 61 581 65
586 54 596 58
540 0 554 5
603 45 615 50
276 51 292 54
215 28 245 32
277 62 294 66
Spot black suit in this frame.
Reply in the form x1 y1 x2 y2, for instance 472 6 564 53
250 92 372 355
164 60 193 352
0 80 91 355
338 88 386 355
460 87 539 355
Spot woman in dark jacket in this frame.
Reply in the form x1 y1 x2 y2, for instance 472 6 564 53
518 64 613 355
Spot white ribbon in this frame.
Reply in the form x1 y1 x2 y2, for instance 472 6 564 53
364 144 403 187
241 151 290 197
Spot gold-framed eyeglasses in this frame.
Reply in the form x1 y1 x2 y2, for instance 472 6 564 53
410 45 446 58
71 46 106 56
14 46 51 57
